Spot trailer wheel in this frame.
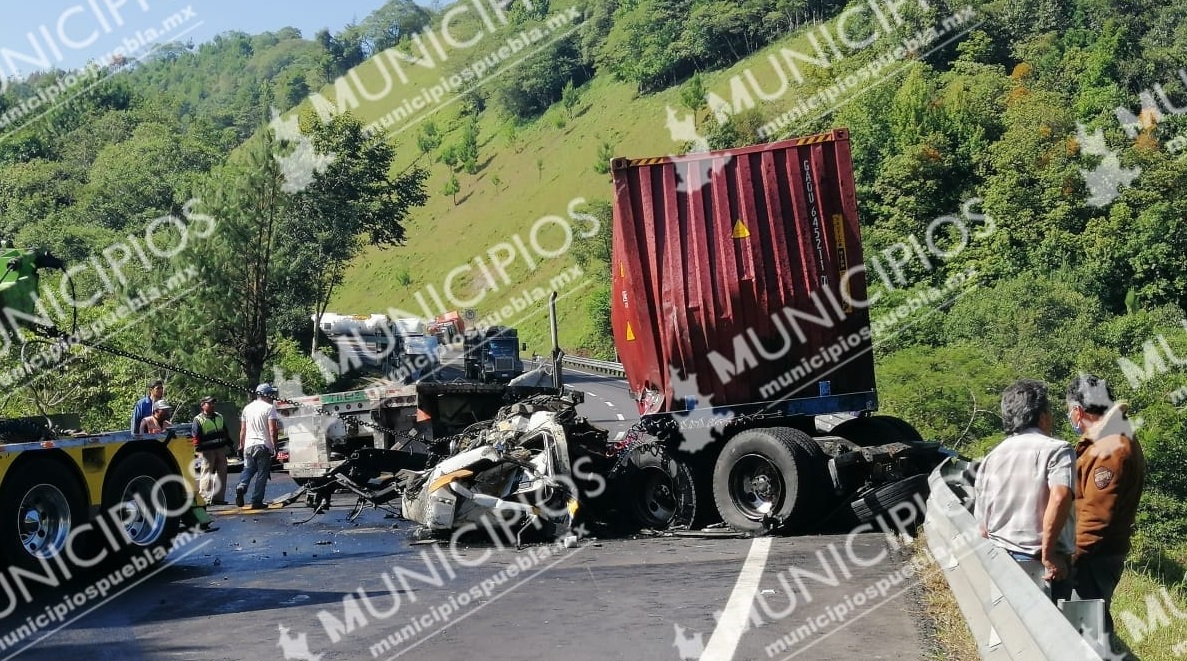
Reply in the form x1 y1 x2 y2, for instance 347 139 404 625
848 474 930 529
0 460 83 571
831 415 923 447
616 443 696 530
713 428 817 532
102 453 186 555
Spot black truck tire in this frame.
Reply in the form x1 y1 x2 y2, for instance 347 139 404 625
101 452 186 560
831 415 924 447
0 459 84 573
712 427 825 533
848 474 930 528
617 443 697 530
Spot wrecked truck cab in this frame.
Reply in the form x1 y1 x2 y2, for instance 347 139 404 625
400 393 605 545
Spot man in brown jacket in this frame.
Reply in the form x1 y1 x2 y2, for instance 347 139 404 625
1066 374 1146 636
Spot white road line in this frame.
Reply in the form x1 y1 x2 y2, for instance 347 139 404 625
605 401 615 408
586 392 599 397
700 537 772 661
614 431 625 441
616 413 625 420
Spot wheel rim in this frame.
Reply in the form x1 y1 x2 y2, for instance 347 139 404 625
729 454 784 521
117 475 168 546
18 484 72 558
633 466 677 526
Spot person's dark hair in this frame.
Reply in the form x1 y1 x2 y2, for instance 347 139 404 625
1066 374 1114 416
147 379 164 392
1001 379 1050 434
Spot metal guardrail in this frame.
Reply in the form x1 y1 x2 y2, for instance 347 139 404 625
924 458 1108 660
559 356 626 377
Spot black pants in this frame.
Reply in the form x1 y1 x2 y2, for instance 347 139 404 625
1075 553 1127 633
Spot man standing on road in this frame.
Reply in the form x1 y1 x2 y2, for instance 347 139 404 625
131 379 165 434
236 384 280 510
974 379 1076 601
1066 374 1146 638
139 399 174 434
192 395 231 506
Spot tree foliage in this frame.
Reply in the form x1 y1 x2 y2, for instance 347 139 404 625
187 131 294 387
287 112 428 353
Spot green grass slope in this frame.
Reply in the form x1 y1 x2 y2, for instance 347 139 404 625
323 0 935 355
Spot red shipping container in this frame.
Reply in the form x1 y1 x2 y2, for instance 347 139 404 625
610 129 877 416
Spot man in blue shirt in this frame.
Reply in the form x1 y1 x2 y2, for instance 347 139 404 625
131 379 164 434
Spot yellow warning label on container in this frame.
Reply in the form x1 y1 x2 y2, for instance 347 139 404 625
832 213 852 313
732 220 750 239
626 322 636 341
620 262 625 278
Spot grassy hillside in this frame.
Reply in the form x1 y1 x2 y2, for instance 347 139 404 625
322 0 877 355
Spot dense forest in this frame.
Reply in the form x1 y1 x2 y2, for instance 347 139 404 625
0 0 1185 652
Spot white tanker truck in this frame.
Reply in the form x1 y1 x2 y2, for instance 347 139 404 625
315 313 442 381
315 312 399 372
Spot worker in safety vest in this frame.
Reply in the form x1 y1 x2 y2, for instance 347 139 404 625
192 395 231 505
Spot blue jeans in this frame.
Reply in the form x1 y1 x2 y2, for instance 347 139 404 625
1008 550 1073 602
237 446 272 506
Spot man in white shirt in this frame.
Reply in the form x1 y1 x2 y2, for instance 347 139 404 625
974 379 1076 601
235 384 280 510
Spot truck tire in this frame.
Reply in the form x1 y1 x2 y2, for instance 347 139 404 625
712 428 821 533
0 459 84 572
831 415 923 447
617 443 696 530
848 474 929 529
101 453 186 558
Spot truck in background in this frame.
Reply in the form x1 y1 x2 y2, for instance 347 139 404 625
393 317 441 381
315 313 444 383
607 129 947 532
428 310 465 345
463 326 525 383
315 312 400 373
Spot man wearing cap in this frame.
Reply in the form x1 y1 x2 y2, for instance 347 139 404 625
139 399 174 434
1066 374 1146 640
236 384 280 510
192 396 230 506
131 379 165 434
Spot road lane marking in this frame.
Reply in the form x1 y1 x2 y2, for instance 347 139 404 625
605 401 615 408
616 413 625 420
700 537 772 661
614 431 625 440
